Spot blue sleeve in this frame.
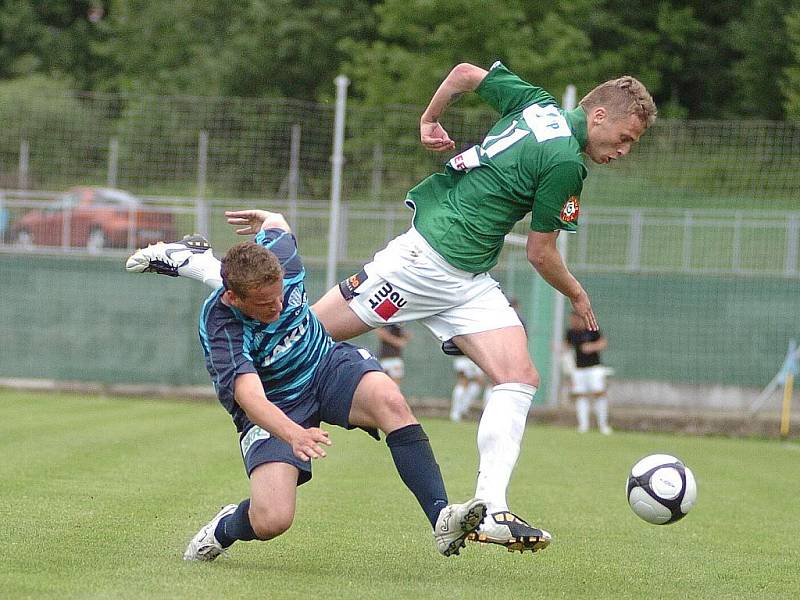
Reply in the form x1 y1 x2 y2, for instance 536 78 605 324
255 228 303 278
200 300 257 406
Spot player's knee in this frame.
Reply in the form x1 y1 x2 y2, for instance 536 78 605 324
249 506 294 540
493 368 539 388
374 386 416 432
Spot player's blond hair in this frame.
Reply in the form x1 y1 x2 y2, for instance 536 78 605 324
221 242 283 298
580 76 657 127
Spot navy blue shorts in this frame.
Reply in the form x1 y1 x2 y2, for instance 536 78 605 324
240 342 383 485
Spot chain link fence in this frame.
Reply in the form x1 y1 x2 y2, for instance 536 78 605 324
1 89 798 419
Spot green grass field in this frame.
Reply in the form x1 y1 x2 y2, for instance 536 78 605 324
2 390 799 600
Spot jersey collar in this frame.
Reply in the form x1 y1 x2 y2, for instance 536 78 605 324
563 106 588 150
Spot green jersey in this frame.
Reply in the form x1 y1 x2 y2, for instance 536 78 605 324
406 62 589 273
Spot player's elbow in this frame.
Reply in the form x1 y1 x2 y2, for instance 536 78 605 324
527 247 550 272
449 63 488 90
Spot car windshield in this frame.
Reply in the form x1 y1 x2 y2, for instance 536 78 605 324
93 189 140 208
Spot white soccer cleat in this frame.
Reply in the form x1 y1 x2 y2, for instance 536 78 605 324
183 503 237 561
468 511 551 553
434 497 487 556
125 234 213 277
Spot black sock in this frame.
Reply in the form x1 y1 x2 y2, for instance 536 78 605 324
214 499 257 548
386 424 448 528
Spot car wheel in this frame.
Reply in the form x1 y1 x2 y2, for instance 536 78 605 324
86 228 106 253
14 229 34 249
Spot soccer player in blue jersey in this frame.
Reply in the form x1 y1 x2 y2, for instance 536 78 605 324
128 212 485 561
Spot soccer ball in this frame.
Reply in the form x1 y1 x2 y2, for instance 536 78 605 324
626 454 697 525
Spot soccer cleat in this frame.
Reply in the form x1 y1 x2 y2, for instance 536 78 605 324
434 497 487 557
125 234 212 277
467 511 551 553
183 503 237 561
441 339 464 356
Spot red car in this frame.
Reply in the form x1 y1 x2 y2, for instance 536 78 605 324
10 187 176 251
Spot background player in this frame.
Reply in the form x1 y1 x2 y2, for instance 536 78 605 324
565 310 612 434
129 61 655 553
128 214 485 561
449 355 486 423
376 324 411 386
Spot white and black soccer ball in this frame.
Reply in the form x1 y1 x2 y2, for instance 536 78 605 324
626 454 697 525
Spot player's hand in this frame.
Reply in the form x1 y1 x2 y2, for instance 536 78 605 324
290 427 332 462
225 210 271 235
420 121 456 152
570 291 598 332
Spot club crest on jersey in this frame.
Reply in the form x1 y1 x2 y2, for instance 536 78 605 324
339 269 368 301
369 283 407 321
560 195 580 223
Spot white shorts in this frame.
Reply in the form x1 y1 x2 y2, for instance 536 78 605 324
571 366 608 395
379 357 405 380
341 228 521 342
453 356 483 379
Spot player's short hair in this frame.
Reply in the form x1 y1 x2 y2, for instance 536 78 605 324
579 76 657 127
221 242 283 298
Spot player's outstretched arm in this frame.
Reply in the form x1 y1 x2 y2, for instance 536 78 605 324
225 210 292 235
233 373 331 461
420 63 488 152
527 230 598 331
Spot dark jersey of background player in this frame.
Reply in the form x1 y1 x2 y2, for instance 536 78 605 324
378 324 406 359
565 328 603 368
199 228 333 434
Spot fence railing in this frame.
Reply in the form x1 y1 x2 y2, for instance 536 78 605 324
2 190 797 279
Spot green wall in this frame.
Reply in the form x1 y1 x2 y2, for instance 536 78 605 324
2 255 796 402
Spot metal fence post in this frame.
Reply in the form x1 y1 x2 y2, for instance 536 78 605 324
107 137 119 188
371 142 383 201
18 140 29 190
547 85 577 407
288 124 301 229
628 210 643 270
786 216 799 276
326 75 349 290
196 130 209 237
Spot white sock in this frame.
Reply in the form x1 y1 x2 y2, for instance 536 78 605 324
177 254 223 289
464 381 482 411
576 397 590 432
594 396 610 430
475 383 535 513
450 384 466 421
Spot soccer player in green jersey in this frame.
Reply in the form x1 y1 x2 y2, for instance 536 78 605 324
313 61 656 553
131 61 656 553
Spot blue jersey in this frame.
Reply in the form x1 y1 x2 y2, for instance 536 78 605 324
199 228 334 433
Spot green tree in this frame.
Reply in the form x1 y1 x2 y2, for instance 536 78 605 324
783 6 800 119
728 0 795 119
0 1 103 85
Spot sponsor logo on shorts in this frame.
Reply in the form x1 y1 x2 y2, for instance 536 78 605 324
339 268 368 301
560 195 580 222
369 283 407 320
240 425 271 457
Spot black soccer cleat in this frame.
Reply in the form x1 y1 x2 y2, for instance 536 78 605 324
441 339 464 356
467 511 552 554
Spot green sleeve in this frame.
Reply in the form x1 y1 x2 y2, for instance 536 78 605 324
476 62 556 117
530 161 585 233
